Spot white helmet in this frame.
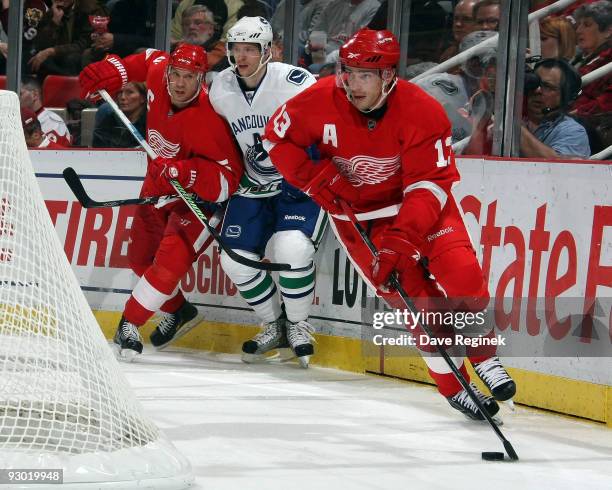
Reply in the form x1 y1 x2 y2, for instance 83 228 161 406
226 16 273 79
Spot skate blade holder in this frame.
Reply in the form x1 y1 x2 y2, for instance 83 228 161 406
112 343 140 363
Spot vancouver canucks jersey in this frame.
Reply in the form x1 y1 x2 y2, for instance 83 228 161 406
209 62 316 197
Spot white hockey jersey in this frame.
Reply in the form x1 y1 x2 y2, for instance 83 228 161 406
209 62 316 197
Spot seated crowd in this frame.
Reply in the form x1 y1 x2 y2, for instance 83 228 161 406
1 0 608 158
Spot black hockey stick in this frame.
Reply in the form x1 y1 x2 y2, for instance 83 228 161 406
63 167 185 208
338 199 519 461
84 89 306 273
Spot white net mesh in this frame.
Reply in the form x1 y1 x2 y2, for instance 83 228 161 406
0 91 192 488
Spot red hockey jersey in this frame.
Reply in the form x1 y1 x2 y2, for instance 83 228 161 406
263 77 471 252
120 49 243 202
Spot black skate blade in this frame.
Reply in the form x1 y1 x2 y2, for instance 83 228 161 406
241 351 282 364
461 413 503 425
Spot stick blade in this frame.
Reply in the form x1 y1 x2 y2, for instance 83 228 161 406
503 440 519 461
63 167 94 207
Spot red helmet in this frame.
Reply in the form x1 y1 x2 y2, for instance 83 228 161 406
339 29 400 69
169 43 208 73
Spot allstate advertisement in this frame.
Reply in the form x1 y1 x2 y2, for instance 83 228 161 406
32 150 611 384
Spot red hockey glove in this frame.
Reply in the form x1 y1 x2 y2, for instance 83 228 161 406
150 158 198 195
79 54 128 100
303 160 356 215
371 230 422 293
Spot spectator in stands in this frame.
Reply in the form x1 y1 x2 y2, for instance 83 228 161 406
271 31 284 61
171 0 241 43
310 0 380 55
473 0 500 31
19 78 71 146
92 81 146 148
21 107 66 148
458 29 497 98
82 0 155 65
179 5 225 67
440 0 477 62
520 58 590 159
539 16 577 60
461 32 498 155
571 1 611 117
29 0 107 77
272 0 329 44
208 0 274 73
414 31 496 145
414 70 471 143
1 0 48 77
570 0 611 154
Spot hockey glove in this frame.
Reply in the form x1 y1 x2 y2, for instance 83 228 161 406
371 230 422 293
79 54 128 100
303 160 356 215
150 158 198 195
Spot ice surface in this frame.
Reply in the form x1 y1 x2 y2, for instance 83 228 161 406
123 348 612 490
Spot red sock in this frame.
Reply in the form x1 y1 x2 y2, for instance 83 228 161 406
428 362 470 397
160 290 185 314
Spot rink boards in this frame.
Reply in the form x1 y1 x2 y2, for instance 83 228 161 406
32 149 612 426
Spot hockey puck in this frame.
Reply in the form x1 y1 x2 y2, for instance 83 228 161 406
481 451 505 461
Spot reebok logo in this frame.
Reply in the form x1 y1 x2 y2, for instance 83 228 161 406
284 214 306 221
427 226 454 242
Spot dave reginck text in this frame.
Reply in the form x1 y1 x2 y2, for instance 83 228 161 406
371 333 507 347
370 309 506 347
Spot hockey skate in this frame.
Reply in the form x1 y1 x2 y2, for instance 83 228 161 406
447 383 500 422
241 316 289 363
113 316 143 362
472 356 516 401
286 320 315 368
150 301 202 350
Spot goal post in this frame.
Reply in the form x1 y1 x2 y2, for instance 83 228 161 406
0 90 193 488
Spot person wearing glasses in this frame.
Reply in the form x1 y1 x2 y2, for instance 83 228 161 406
520 58 590 159
473 0 499 32
440 0 478 63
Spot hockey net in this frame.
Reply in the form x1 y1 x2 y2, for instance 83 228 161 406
0 91 192 488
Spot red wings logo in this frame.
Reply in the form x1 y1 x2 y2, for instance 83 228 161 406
332 155 400 186
148 129 181 159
